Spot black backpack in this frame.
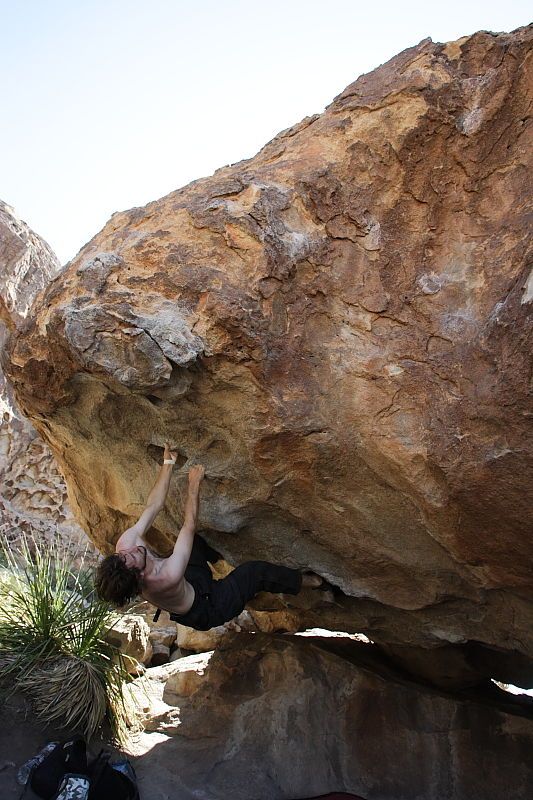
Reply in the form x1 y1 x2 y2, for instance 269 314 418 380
88 750 139 800
18 736 139 800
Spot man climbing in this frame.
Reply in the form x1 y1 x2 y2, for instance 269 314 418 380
95 444 323 630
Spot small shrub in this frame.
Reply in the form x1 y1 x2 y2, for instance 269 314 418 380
0 535 135 741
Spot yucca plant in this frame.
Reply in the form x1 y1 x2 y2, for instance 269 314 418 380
0 535 136 741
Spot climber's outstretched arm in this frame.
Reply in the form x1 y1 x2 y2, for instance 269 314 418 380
115 443 177 551
158 465 205 582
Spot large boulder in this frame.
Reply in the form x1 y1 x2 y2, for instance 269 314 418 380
128 632 533 800
2 28 533 684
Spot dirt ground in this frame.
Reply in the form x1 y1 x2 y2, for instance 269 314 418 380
0 692 57 799
0 692 141 799
0 691 208 800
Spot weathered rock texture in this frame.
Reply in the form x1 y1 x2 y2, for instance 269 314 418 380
0 201 93 563
129 633 533 800
2 29 533 684
106 613 153 671
0 200 60 328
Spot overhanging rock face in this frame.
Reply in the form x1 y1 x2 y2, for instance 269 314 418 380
3 28 533 683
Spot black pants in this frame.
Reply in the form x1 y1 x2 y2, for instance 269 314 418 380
169 535 302 630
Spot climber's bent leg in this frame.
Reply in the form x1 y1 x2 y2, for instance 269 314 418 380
210 561 302 625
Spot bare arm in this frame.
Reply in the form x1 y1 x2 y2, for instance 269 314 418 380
116 444 177 551
158 465 205 581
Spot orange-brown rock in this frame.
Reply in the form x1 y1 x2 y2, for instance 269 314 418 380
3 28 533 684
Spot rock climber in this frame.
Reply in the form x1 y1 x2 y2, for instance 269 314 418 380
94 444 323 629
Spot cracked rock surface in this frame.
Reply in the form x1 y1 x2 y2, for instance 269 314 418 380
2 28 533 686
0 200 93 563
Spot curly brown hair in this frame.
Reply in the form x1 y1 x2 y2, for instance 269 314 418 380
94 554 143 607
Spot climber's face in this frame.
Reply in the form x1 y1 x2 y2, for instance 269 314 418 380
117 545 147 571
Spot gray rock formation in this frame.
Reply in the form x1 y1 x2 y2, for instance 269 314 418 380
0 200 60 327
0 201 93 563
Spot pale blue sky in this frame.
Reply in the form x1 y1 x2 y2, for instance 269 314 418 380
2 0 531 264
